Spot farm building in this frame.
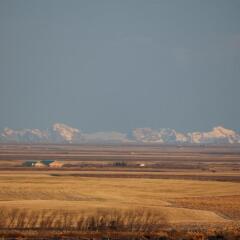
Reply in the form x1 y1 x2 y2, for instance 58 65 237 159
22 160 63 168
22 161 37 167
34 161 46 168
49 161 64 168
41 160 54 165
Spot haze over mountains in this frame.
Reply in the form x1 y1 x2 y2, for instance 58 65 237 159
1 123 240 145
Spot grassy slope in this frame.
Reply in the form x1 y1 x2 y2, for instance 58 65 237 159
0 172 240 223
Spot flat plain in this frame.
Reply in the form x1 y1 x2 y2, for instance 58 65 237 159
0 143 240 238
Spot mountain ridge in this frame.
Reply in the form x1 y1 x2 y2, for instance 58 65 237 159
1 123 240 144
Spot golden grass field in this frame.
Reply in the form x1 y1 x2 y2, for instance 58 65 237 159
0 144 240 238
0 171 240 224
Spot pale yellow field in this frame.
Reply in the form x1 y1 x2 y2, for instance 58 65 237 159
0 171 240 224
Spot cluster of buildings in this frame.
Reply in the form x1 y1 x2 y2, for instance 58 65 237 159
22 160 64 168
22 160 147 168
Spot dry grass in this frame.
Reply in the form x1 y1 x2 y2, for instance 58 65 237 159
0 208 239 239
169 195 240 220
0 144 240 238
0 172 240 224
0 208 167 232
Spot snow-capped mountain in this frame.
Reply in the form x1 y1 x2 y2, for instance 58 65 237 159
0 128 49 143
0 123 130 144
52 123 81 143
188 126 240 144
0 124 239 144
132 128 189 143
132 126 240 144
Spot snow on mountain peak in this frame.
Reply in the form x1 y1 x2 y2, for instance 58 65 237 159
0 124 239 144
189 126 239 144
1 127 49 142
52 123 80 143
212 126 236 137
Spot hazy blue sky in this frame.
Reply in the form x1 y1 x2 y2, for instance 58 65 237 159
0 0 240 133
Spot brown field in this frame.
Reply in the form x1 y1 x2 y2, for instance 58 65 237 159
0 143 240 239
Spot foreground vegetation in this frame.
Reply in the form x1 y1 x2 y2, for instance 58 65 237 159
0 208 239 239
0 208 166 231
0 144 240 238
0 174 240 239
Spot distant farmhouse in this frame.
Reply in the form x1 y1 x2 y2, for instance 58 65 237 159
49 161 64 168
34 161 46 167
22 160 64 168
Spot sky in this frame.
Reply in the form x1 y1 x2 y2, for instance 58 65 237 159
0 0 240 133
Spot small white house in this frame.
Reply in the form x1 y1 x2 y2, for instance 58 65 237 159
34 161 46 168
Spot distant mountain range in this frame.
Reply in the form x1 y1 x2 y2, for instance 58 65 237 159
0 123 240 144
